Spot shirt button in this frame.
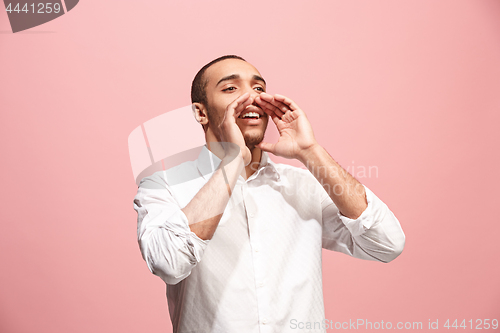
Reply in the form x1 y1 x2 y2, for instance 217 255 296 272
248 211 254 218
262 318 268 325
254 247 259 252
257 282 264 288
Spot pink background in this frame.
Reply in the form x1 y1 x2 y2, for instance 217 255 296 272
1 0 499 332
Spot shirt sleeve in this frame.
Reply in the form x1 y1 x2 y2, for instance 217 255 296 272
133 174 209 285
321 184 405 263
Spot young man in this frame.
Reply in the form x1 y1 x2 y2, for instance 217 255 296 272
133 55 405 333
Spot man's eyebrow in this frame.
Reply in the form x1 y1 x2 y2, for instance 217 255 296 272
216 74 240 87
253 75 266 86
215 74 267 87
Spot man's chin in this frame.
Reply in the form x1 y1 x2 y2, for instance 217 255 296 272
244 132 265 149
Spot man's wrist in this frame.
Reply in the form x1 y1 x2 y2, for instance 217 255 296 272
215 141 241 163
297 143 324 165
221 148 243 166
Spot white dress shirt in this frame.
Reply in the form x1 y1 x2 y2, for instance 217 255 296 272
133 145 405 333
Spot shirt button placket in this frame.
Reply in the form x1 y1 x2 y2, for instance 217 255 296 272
244 185 271 333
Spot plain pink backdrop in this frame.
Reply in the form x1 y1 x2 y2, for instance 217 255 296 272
1 0 499 332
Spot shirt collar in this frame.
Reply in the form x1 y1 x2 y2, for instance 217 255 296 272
195 145 280 182
254 149 280 182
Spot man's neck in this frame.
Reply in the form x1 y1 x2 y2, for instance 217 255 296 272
243 146 262 180
205 139 263 180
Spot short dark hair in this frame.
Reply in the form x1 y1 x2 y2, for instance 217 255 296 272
191 55 246 107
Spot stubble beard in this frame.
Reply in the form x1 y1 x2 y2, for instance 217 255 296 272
207 103 266 150
243 131 264 150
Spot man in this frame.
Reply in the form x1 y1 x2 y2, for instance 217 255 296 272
133 55 405 333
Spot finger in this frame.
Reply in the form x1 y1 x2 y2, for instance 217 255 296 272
255 96 282 127
228 93 252 118
271 114 281 126
234 97 254 118
255 95 280 115
256 141 276 154
259 92 292 114
264 109 281 126
273 94 300 111
226 93 249 116
281 110 298 123
220 93 251 127
255 94 285 118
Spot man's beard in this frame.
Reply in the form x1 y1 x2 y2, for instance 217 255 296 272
206 103 266 149
243 131 264 149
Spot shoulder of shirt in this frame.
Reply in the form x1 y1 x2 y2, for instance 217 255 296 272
137 160 199 190
267 158 330 202
266 158 315 180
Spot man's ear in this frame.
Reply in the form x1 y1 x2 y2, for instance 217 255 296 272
192 103 209 127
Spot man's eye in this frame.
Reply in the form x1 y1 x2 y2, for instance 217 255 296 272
255 87 265 92
222 87 236 92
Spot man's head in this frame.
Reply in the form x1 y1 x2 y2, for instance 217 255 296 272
191 55 269 149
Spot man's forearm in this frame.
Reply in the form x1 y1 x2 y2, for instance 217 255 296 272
182 149 244 240
298 144 367 219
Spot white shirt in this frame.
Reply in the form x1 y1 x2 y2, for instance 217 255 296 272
133 145 405 333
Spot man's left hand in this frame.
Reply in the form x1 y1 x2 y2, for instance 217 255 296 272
255 93 318 160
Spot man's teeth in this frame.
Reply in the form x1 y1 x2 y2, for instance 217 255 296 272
242 112 260 119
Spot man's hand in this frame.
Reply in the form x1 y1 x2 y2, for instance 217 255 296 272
256 92 368 219
218 92 253 165
255 93 318 160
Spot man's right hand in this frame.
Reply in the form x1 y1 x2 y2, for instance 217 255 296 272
218 92 253 166
183 93 253 240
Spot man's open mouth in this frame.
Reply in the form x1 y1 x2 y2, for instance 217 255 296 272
239 106 264 119
240 112 261 119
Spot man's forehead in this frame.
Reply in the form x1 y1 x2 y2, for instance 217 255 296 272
204 59 261 86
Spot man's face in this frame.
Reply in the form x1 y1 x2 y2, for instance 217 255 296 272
203 59 269 149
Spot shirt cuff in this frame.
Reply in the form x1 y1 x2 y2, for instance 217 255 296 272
172 209 210 263
337 184 376 236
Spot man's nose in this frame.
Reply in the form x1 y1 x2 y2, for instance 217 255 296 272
243 88 261 103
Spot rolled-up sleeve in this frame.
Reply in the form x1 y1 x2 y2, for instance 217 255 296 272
133 176 209 285
321 184 405 263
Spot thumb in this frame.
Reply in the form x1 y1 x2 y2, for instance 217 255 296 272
257 141 275 153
